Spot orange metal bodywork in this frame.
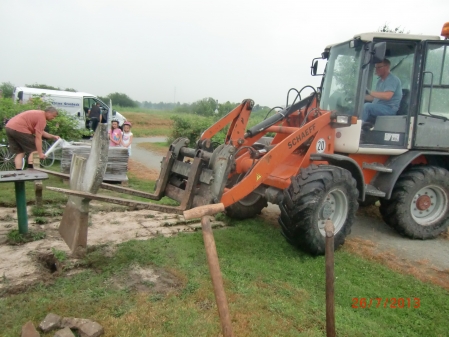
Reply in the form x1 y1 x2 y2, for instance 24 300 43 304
221 113 335 206
201 100 254 145
348 154 389 184
201 96 341 207
199 97 387 207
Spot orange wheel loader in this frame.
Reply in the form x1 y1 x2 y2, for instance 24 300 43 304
151 22 449 255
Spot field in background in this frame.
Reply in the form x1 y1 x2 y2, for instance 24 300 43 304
120 106 270 139
120 110 174 137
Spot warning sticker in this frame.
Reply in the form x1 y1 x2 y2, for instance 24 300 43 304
256 174 262 181
384 133 400 142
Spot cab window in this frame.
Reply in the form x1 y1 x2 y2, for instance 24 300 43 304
368 41 416 115
419 43 449 117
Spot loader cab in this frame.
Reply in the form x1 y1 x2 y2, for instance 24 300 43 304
359 39 417 148
318 32 446 154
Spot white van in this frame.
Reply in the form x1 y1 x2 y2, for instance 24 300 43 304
12 87 126 130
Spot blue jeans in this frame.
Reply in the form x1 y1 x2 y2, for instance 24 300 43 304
362 103 395 122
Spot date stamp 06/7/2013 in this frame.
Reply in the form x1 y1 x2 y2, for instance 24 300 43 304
352 297 421 309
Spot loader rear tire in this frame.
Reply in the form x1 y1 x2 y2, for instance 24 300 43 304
279 164 359 255
379 166 449 239
225 193 268 220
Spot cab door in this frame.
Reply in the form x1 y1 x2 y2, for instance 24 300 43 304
414 41 449 149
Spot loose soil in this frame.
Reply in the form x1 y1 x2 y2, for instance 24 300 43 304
0 158 224 296
0 204 224 296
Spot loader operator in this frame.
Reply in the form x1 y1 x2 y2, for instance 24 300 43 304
362 58 402 122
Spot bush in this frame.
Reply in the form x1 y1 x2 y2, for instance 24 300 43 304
168 115 227 147
0 82 14 99
168 108 273 148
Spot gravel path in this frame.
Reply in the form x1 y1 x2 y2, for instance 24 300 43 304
131 137 166 170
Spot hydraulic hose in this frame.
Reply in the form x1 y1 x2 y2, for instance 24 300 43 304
244 93 315 138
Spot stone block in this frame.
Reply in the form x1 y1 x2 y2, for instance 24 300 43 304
39 313 61 332
78 321 104 337
21 321 40 337
60 317 92 330
54 327 76 337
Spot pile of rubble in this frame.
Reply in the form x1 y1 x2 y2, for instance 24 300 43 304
21 313 103 337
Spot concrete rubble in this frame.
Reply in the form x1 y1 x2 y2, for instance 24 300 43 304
21 313 104 337
21 321 39 337
54 327 76 337
38 313 61 332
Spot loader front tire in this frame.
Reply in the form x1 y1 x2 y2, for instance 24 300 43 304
379 166 449 239
225 193 268 220
279 165 359 255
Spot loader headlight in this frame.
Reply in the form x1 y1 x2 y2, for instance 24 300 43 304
330 113 356 128
336 115 349 124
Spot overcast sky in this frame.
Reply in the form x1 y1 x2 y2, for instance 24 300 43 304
0 0 448 107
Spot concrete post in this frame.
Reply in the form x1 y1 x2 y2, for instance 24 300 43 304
59 124 109 253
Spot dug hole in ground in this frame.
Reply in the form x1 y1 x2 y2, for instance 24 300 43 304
0 136 448 295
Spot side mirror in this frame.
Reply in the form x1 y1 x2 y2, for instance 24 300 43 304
310 57 324 76
312 60 318 76
372 42 386 63
112 110 117 116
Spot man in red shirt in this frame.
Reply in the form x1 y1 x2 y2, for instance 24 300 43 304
5 107 60 169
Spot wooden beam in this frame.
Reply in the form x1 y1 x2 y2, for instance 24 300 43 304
47 186 184 215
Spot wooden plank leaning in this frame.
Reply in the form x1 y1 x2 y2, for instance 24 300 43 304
184 204 234 337
58 123 109 254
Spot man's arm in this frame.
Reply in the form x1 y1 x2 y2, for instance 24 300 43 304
42 131 60 140
34 133 45 159
368 90 394 101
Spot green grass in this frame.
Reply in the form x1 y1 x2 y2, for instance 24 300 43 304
51 247 68 263
0 219 447 336
34 217 48 224
6 229 46 244
136 142 168 155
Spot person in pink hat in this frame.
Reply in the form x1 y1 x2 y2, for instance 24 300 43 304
120 121 133 156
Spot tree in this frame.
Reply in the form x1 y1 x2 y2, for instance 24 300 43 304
64 88 77 92
191 97 217 116
105 92 138 108
26 83 60 90
0 82 15 99
378 24 409 34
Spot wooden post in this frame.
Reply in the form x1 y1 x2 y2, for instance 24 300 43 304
183 203 225 220
183 204 231 336
325 220 336 337
33 154 43 207
201 216 234 337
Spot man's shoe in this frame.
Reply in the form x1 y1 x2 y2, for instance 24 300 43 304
361 122 374 131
